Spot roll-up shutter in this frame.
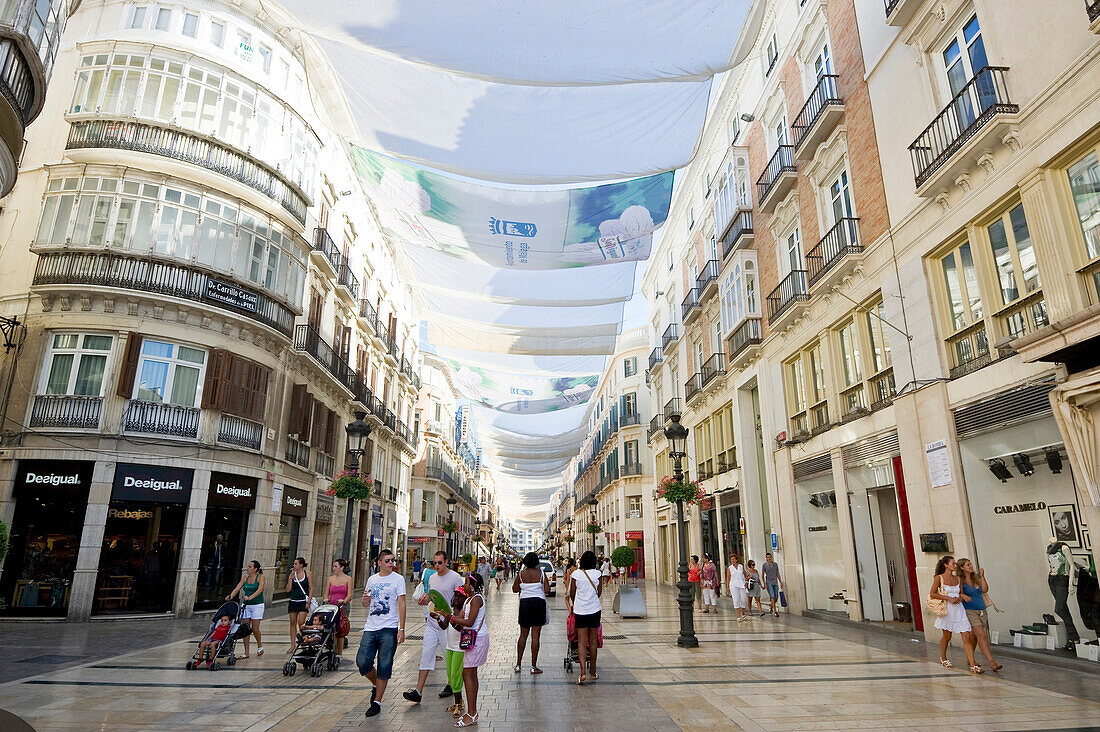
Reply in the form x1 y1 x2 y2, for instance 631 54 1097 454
841 431 901 468
953 381 1055 439
791 452 832 481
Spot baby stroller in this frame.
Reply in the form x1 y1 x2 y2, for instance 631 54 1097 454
283 603 341 677
186 601 248 671
563 612 602 673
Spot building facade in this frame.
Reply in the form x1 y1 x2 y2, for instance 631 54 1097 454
0 0 420 620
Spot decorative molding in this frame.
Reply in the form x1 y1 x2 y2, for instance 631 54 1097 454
954 172 972 194
153 304 164 319
103 298 114 313
805 126 848 187
127 300 138 316
59 296 71 312
80 296 91 312
977 152 995 175
175 307 188 323
1002 129 1022 154
768 191 801 243
935 192 951 213
40 295 54 312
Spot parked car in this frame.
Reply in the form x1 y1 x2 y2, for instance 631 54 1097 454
538 558 557 596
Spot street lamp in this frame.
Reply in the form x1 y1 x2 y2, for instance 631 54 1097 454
341 412 372 566
664 413 697 648
564 517 574 558
445 495 458 564
587 497 598 554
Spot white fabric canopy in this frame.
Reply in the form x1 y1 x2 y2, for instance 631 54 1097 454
422 290 626 329
434 346 607 376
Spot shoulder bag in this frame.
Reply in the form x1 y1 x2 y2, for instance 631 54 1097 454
925 594 948 617
458 596 485 650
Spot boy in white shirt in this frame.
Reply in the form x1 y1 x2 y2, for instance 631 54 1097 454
358 549 406 718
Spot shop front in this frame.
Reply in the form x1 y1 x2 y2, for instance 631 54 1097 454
625 530 645 578
0 460 94 616
719 491 744 565
957 405 1097 649
793 455 845 612
273 484 308 598
699 496 720 564
96 463 193 615
311 493 334 567
195 472 257 609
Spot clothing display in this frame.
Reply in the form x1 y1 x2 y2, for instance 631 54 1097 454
1047 542 1081 643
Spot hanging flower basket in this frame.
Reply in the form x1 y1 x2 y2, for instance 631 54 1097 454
564 534 575 543
585 522 602 535
325 472 375 501
440 520 458 534
656 475 705 506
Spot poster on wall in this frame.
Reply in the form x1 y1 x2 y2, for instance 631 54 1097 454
925 440 952 488
349 146 673 269
1048 504 1082 548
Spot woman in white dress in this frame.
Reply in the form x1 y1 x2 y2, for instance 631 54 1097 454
726 554 749 622
929 555 981 673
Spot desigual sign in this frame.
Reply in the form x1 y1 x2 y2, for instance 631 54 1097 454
15 460 94 495
281 485 308 517
112 463 194 504
208 472 258 510
994 501 1046 514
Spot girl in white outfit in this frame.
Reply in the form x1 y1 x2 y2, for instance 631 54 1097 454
929 555 980 673
727 555 749 621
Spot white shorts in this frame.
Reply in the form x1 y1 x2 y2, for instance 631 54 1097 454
702 588 718 606
240 603 265 620
731 588 748 609
418 617 447 671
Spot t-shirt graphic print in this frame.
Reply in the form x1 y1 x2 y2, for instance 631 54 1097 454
364 572 406 632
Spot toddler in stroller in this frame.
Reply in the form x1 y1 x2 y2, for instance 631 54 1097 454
283 603 341 677
187 601 248 671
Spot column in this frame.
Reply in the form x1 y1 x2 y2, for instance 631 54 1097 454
68 460 115 622
173 467 211 617
735 388 767 563
1019 169 1085 321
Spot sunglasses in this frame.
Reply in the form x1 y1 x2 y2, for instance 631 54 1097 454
433 560 446 565
382 557 396 564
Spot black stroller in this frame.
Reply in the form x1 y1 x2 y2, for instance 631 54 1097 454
283 603 342 677
186 601 249 671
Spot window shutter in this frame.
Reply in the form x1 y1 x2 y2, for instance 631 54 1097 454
201 349 226 410
116 332 143 398
312 403 328 450
325 408 338 454
362 436 375 475
247 361 269 422
289 383 312 440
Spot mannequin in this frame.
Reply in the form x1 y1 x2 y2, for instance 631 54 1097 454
1046 537 1080 650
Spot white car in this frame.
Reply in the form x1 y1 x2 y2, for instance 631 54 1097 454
538 559 557 596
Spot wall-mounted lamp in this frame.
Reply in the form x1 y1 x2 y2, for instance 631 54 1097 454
1012 452 1035 477
988 458 1013 483
1045 448 1063 474
740 113 755 123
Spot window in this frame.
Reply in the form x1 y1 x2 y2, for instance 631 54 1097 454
783 227 803 275
42 334 113 396
837 320 862 388
1068 151 1100 298
622 392 637 416
129 6 147 29
624 440 639 466
209 20 225 47
866 300 892 374
939 240 983 331
258 44 272 74
987 203 1039 305
728 115 740 144
943 14 993 125
628 496 642 515
786 354 808 434
134 340 206 407
775 117 788 148
765 33 779 76
181 12 198 38
828 170 854 225
623 356 637 377
154 6 171 31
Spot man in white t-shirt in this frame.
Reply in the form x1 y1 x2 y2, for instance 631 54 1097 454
358 549 406 718
402 550 464 704
600 557 612 582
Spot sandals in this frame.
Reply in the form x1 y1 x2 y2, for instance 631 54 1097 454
513 664 521 673
530 667 543 674
940 659 954 669
454 713 479 727
969 665 984 674
576 675 586 685
257 647 264 656
990 663 1003 672
236 654 249 660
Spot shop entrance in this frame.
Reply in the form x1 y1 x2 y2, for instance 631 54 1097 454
848 458 914 626
1 460 93 616
196 472 256 609
96 502 186 614
700 502 720 564
721 503 744 563
273 484 308 599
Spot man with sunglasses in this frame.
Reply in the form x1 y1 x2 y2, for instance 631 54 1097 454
402 550 464 704
359 549 406 718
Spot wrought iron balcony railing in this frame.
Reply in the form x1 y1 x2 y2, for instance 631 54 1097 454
727 317 763 362
664 397 682 420
358 298 379 330
29 394 101 429
909 67 1017 187
312 227 341 272
807 217 862 286
294 323 356 394
701 352 725 387
336 263 360 299
681 288 701 322
66 119 308 223
218 413 263 450
766 270 809 324
32 250 295 338
648 347 663 371
792 75 842 151
756 145 796 203
722 209 754 257
661 323 680 352
685 372 704 403
620 411 642 427
123 399 200 438
696 259 720 295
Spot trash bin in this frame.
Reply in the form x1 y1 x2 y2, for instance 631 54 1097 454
895 602 912 624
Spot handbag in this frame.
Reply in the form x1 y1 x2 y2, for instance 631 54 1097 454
412 582 426 604
779 591 788 608
337 606 351 637
308 597 319 615
926 595 948 617
458 595 485 650
566 610 577 642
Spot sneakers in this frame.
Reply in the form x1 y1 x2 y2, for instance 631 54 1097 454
439 684 453 698
364 701 382 718
402 689 422 704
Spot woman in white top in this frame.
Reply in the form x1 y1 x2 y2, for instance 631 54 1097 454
513 551 550 674
569 550 604 685
727 554 749 621
929 555 980 673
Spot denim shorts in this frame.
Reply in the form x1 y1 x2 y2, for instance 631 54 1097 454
356 628 398 680
766 582 780 600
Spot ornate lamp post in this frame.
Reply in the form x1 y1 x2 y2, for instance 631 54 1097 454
587 497 598 554
664 414 697 648
445 495 458 563
341 412 372 565
564 517 574 557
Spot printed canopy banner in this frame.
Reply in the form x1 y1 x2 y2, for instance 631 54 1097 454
443 356 598 414
350 146 673 269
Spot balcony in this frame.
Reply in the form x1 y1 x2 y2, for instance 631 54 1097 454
351 374 374 412
285 437 311 469
721 209 754 258
793 75 844 160
648 347 663 371
681 288 702 325
336 263 360 304
382 335 399 364
33 251 295 338
766 270 810 327
123 399 199 438
648 415 663 438
65 119 308 223
373 317 388 344
29 394 102 429
621 462 643 477
370 396 386 422
909 67 1018 193
726 317 763 369
716 447 738 473
870 369 897 411
315 450 335 478
696 259 720 302
947 321 992 379
701 353 725 389
685 372 704 404
400 357 413 382
884 0 921 27
358 298 379 332
620 411 642 428
218 413 263 451
661 323 680 353
311 227 341 278
756 145 796 213
807 217 863 289
294 324 356 394
663 397 682 422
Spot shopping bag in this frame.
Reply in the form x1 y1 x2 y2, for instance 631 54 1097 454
779 591 788 608
596 623 604 649
566 611 577 642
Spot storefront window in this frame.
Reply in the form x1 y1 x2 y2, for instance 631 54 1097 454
195 472 257 608
273 484 307 598
795 471 843 611
1068 151 1100 260
0 461 93 616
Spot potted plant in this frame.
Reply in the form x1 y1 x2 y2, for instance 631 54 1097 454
461 553 474 570
611 544 647 617
325 471 375 501
439 520 458 535
585 521 602 535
